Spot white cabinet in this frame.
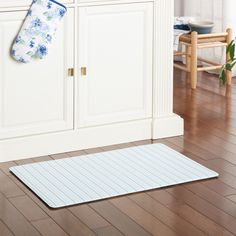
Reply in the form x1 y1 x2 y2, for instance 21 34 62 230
0 0 73 8
0 0 184 162
78 3 153 127
0 9 74 139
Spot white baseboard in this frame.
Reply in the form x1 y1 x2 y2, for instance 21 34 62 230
0 119 152 163
0 115 184 163
152 114 184 139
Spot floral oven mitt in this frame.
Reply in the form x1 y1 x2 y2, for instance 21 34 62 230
11 0 67 63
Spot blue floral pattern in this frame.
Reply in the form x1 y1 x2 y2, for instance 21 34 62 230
11 0 67 63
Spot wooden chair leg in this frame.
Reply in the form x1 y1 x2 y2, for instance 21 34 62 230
226 28 233 85
190 31 198 89
186 45 191 72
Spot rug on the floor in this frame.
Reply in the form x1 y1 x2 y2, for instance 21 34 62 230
10 143 218 208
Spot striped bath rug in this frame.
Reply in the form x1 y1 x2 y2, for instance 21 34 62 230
10 143 218 208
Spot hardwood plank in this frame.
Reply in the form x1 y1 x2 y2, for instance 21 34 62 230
170 123 236 167
84 147 104 154
0 220 14 236
170 137 218 161
90 201 152 236
184 128 236 157
165 136 219 160
101 145 123 152
69 204 110 230
185 182 236 218
161 139 236 195
203 179 236 196
9 195 48 222
32 156 52 163
0 192 41 236
0 161 17 176
217 172 236 191
131 140 153 146
117 143 134 149
10 173 96 236
184 116 236 145
101 143 135 152
32 218 69 236
170 204 233 236
49 153 69 160
110 197 177 236
207 158 236 177
94 226 124 236
166 186 236 234
0 170 25 198
147 189 183 206
226 195 236 203
37 209 96 236
148 190 234 235
15 158 34 165
129 193 205 236
67 150 85 157
10 174 37 197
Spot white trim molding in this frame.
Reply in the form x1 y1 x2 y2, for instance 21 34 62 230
152 0 184 138
152 115 184 139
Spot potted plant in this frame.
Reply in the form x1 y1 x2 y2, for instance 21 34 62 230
220 38 236 84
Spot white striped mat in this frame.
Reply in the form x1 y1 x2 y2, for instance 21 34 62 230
10 144 218 208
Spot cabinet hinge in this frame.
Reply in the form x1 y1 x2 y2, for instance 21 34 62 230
68 68 74 77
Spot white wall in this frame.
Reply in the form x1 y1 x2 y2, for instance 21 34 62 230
175 0 222 30
222 0 236 36
174 0 182 16
174 0 236 75
175 0 236 34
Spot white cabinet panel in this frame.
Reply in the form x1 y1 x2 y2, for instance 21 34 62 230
0 0 72 8
0 9 74 139
78 3 153 127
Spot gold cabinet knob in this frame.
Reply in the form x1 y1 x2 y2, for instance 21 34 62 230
81 67 87 76
68 68 74 77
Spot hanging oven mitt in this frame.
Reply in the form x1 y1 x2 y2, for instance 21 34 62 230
11 0 67 63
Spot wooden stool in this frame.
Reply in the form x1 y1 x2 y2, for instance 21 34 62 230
174 28 232 89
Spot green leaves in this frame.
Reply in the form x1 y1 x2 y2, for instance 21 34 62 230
220 38 236 85
226 63 232 71
229 44 235 61
226 40 234 54
231 61 236 69
220 67 226 85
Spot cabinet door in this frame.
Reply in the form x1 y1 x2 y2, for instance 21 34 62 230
0 0 73 8
78 3 153 127
0 9 74 139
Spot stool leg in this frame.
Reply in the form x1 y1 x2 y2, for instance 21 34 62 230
186 45 191 72
190 31 198 89
226 28 233 85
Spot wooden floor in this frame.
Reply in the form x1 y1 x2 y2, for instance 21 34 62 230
1 69 236 236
